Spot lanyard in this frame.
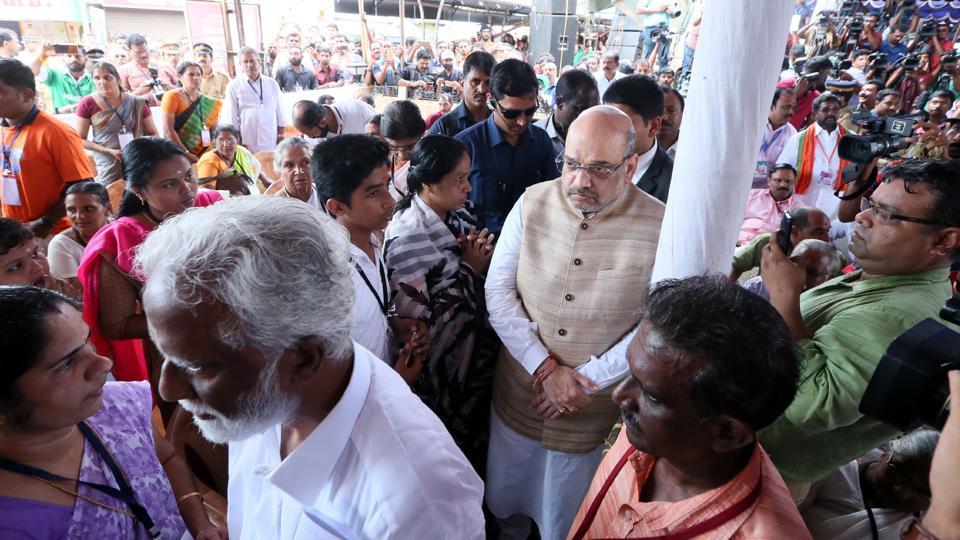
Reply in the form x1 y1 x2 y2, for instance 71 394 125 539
0 421 161 539
247 78 264 104
814 131 840 164
98 93 129 132
569 444 763 540
1 106 38 172
354 256 389 316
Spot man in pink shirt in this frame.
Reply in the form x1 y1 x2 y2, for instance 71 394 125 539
739 163 802 245
117 33 176 106
567 275 811 540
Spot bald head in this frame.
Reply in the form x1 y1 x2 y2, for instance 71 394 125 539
561 106 638 214
568 106 636 159
292 100 325 138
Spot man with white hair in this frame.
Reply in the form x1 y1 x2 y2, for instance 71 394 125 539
137 197 485 539
225 47 285 153
485 106 664 538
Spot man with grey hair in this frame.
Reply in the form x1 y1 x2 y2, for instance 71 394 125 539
485 105 664 538
226 46 285 153
743 238 843 302
138 196 485 539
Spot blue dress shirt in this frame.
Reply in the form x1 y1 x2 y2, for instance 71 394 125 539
455 114 558 234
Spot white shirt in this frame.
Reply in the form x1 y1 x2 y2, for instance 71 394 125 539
594 69 625 99
485 195 637 391
630 140 660 187
326 100 377 138
226 73 286 153
47 231 84 279
846 66 868 85
227 342 486 540
349 234 392 363
776 123 843 222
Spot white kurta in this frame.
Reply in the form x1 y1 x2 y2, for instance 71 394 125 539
484 195 636 539
227 74 286 154
776 123 843 222
227 342 486 540
326 100 377 137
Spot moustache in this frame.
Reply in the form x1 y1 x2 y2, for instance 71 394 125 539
567 187 600 199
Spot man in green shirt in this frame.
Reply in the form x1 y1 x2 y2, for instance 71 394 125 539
28 43 94 114
729 206 831 282
759 159 960 494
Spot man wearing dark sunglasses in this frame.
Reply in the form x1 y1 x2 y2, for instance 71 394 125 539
759 159 960 500
455 59 557 234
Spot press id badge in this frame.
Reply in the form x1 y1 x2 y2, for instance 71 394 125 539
817 170 835 187
201 129 211 147
1 170 22 206
754 161 769 178
118 132 134 148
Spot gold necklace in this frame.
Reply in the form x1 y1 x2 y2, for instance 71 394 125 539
33 476 135 518
32 421 136 519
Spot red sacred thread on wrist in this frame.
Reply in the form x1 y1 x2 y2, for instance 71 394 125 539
533 356 560 388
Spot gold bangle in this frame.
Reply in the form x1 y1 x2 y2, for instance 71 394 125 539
177 491 204 504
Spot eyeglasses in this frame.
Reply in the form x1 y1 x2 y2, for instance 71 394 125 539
388 141 417 155
493 101 538 119
556 155 630 180
861 195 947 227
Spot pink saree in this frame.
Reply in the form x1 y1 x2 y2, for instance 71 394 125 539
77 191 223 381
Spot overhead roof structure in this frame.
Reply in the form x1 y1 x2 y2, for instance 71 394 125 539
341 0 532 25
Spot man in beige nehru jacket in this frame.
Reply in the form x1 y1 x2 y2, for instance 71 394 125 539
485 106 665 539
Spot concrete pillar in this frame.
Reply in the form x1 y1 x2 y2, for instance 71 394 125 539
650 0 794 282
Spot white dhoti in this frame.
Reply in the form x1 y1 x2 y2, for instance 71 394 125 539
485 410 605 540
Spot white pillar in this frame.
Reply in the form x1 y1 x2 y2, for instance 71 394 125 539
650 0 794 282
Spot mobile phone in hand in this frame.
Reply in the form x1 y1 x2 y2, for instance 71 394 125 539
53 44 80 54
778 212 793 254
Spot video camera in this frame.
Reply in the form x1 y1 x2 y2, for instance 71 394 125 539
845 15 864 49
838 110 927 163
868 50 888 81
860 293 960 431
919 19 938 40
838 0 857 17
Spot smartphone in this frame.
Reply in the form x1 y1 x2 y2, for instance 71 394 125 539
778 212 794 254
53 44 80 55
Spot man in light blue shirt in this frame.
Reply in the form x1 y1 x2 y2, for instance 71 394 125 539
636 0 672 69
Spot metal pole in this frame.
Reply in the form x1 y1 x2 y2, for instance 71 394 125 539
434 0 446 45
399 0 406 69
220 0 236 77
234 0 247 48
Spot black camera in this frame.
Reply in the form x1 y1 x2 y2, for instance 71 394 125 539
846 15 864 47
943 51 958 68
919 19 937 40
147 67 165 100
869 51 888 67
838 110 927 163
902 53 921 71
859 294 960 431
839 0 857 17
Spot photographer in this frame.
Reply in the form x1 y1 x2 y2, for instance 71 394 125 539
117 33 176 107
885 55 923 115
398 49 436 92
929 21 954 73
758 159 960 499
635 0 673 70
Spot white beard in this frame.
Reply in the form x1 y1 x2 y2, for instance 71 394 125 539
179 360 299 444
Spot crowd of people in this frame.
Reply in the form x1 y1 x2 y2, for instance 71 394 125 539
2 0 960 539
